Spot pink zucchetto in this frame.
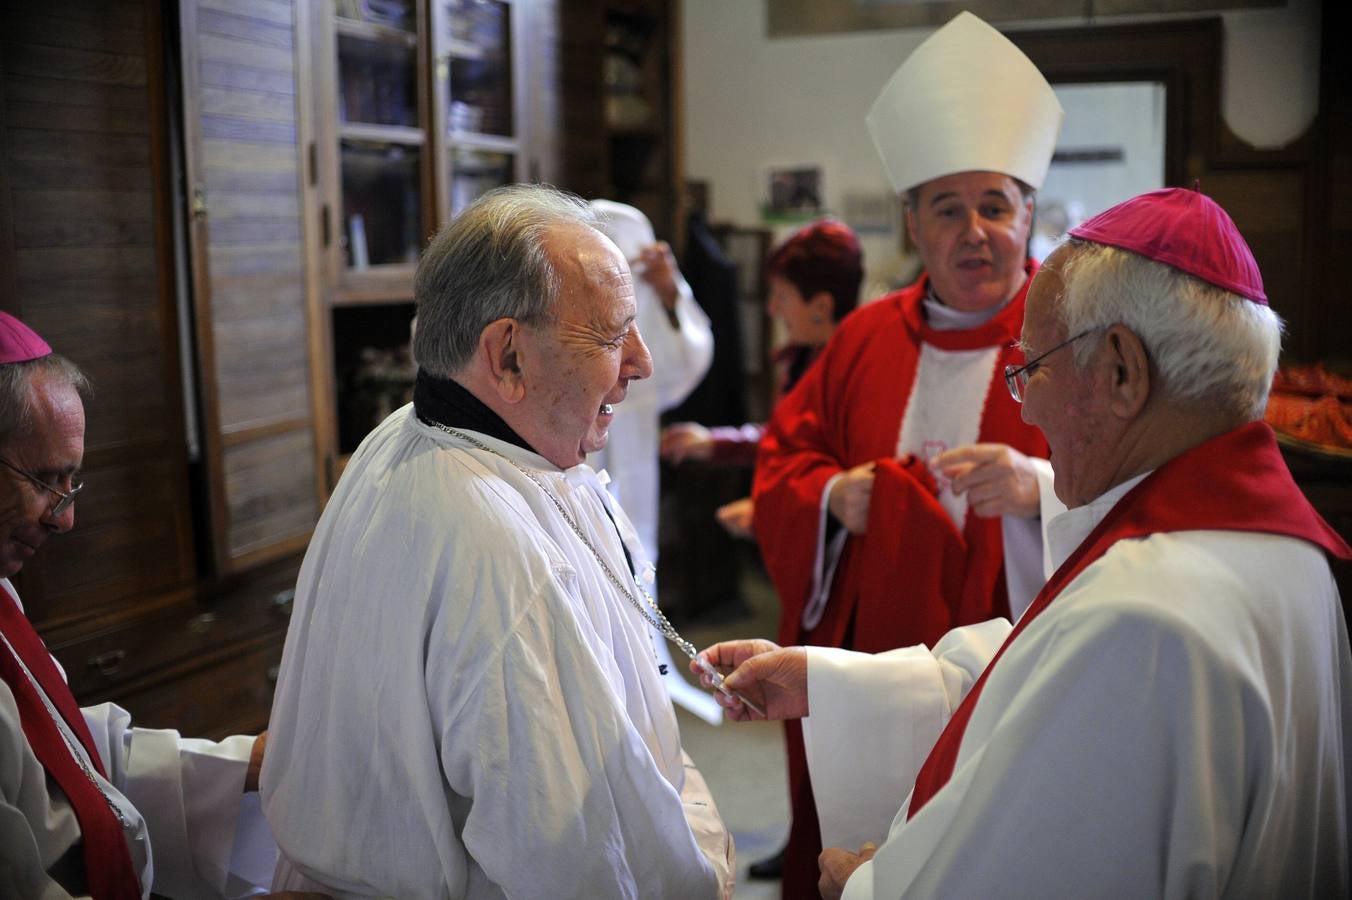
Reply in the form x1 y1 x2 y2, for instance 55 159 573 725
0 312 52 364
1068 186 1268 305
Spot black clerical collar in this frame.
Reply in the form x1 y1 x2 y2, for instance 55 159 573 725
413 369 535 454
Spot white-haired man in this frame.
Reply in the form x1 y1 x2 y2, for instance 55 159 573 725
701 187 1352 898
262 185 733 898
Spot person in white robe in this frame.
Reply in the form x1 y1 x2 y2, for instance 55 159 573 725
695 187 1352 899
586 199 720 722
262 184 734 899
0 317 285 899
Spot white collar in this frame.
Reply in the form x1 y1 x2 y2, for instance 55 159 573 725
921 288 1013 331
1045 471 1153 572
412 409 605 491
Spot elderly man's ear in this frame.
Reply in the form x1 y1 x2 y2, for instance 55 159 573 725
479 318 527 404
1102 324 1151 419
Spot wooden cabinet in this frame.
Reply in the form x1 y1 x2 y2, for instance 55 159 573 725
179 0 323 575
308 0 545 479
561 0 681 242
0 0 296 737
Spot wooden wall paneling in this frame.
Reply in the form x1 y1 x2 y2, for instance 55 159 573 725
0 32 16 321
180 0 320 573
1 0 197 627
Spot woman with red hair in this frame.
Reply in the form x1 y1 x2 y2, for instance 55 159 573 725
661 219 864 537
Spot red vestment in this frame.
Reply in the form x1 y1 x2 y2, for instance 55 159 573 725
752 265 1048 896
0 585 141 900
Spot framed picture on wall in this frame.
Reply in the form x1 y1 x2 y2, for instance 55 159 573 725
762 165 823 222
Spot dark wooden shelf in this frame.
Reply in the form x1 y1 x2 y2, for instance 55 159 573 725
340 122 426 145
336 17 418 48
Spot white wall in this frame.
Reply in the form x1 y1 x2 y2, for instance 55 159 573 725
681 0 1321 294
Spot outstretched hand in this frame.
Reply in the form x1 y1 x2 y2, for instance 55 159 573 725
634 241 680 311
933 442 1040 518
660 422 714 463
245 731 266 793
715 496 754 538
693 640 808 722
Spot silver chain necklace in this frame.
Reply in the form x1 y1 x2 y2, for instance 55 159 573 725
430 423 699 659
428 423 764 716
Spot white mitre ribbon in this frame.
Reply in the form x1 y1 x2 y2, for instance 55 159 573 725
866 11 1064 193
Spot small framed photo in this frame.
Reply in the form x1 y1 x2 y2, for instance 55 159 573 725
762 165 823 222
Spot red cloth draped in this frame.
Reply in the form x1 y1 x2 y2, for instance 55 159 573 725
0 584 141 899
908 422 1352 820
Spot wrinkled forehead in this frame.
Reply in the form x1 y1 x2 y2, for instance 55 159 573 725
544 223 635 321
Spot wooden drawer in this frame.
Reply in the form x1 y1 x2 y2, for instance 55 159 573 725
102 633 285 741
48 584 294 700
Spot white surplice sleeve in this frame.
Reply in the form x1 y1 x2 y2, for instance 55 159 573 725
432 580 721 900
640 274 714 412
802 618 1011 852
85 703 275 899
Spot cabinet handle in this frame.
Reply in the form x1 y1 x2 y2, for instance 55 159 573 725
87 649 126 677
272 589 295 616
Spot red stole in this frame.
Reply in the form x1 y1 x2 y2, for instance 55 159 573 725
0 584 141 899
907 421 1352 819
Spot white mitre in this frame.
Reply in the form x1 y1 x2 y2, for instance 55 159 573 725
866 11 1064 193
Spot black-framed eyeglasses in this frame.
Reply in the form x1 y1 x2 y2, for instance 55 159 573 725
1004 330 1097 403
0 456 83 517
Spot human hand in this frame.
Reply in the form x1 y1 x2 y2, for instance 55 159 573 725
245 731 266 793
827 462 876 534
633 241 680 311
818 842 877 900
715 496 754 538
660 422 714 463
932 443 1040 518
693 640 808 721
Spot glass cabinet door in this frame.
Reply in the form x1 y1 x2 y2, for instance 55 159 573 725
446 0 512 137
435 0 521 218
332 1 428 277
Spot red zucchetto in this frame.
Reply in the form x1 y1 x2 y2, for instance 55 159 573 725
1069 186 1268 305
0 312 52 364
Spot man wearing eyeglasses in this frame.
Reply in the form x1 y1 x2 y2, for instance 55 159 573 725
0 312 322 899
700 187 1352 898
750 13 1067 892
